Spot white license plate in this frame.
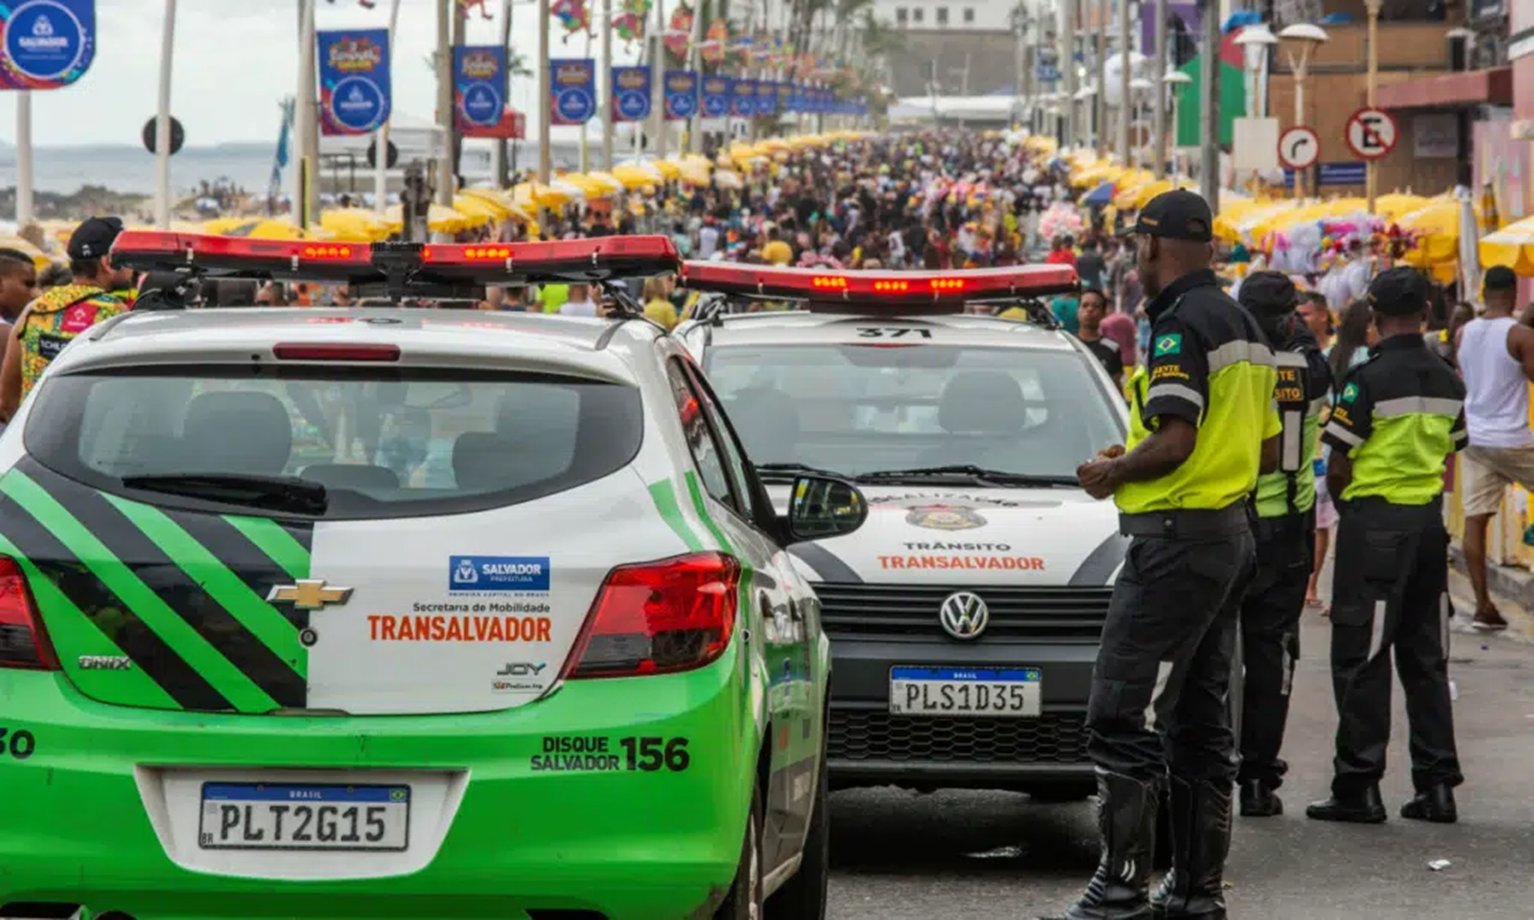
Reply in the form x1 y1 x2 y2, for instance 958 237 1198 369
889 666 1042 717
199 783 410 851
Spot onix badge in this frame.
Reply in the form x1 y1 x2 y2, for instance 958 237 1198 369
267 579 354 610
939 591 989 640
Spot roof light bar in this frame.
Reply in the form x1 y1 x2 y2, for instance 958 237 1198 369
678 262 1079 311
418 235 682 283
111 231 375 281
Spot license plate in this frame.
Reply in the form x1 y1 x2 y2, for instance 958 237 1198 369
889 666 1042 717
199 783 410 852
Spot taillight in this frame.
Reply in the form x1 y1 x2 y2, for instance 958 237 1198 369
0 557 59 671
564 552 740 679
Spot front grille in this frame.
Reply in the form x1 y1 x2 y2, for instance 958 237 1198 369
828 708 1090 765
817 583 1112 641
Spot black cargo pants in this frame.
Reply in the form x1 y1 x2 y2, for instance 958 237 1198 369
1328 496 1463 796
1237 512 1313 788
1087 506 1255 784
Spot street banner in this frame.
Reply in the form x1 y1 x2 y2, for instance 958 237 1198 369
663 70 698 121
0 0 96 90
731 78 755 117
454 46 506 133
318 29 391 136
701 74 731 118
611 65 651 122
550 57 597 126
755 79 777 117
775 80 792 114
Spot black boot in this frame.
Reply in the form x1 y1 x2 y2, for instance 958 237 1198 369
1041 770 1161 920
1150 775 1233 920
1238 779 1282 818
1305 784 1387 824
1400 784 1457 824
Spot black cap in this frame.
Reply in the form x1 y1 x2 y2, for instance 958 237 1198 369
67 216 124 261
1484 265 1517 292
1237 271 1298 317
1366 267 1429 317
1132 189 1213 242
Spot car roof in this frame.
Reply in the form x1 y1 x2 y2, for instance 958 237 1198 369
55 308 663 382
684 310 1081 351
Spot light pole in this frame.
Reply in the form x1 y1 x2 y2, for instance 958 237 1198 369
1152 0 1167 178
1161 69 1192 182
154 0 177 229
1233 22 1277 119
1364 0 1384 213
1117 1 1131 167
1095 0 1108 158
1279 23 1329 200
1131 76 1153 165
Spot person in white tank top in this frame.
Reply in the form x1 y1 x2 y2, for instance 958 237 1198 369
1453 266 1534 631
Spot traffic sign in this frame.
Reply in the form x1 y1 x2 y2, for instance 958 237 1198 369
1344 108 1398 161
1278 126 1319 170
141 115 185 155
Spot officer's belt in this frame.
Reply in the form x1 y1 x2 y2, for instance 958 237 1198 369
1252 508 1315 544
1118 505 1250 539
1339 494 1443 525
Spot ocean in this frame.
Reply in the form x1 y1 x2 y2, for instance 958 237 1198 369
0 139 593 199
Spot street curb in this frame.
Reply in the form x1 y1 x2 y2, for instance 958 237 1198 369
1448 544 1534 602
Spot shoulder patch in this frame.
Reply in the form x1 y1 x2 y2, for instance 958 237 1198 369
1153 333 1183 358
1340 382 1359 404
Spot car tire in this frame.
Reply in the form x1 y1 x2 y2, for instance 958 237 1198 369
765 757 829 920
714 786 764 920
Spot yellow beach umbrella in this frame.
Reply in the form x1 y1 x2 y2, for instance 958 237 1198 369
1397 198 1472 267
321 207 400 242
510 182 574 210
215 218 319 241
1373 192 1433 221
1477 215 1534 276
580 171 627 196
459 186 534 222
386 203 486 234
712 169 744 190
610 164 662 189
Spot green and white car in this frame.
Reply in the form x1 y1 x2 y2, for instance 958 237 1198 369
0 233 863 920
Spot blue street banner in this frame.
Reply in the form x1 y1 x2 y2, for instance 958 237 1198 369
701 74 731 118
663 70 698 121
754 80 777 117
730 78 755 117
318 29 390 136
611 65 651 122
454 46 505 132
775 81 792 114
0 0 95 90
1283 162 1366 188
550 57 597 126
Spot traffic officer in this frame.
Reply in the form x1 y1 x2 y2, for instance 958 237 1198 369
1307 267 1466 825
1234 272 1333 818
1049 189 1279 920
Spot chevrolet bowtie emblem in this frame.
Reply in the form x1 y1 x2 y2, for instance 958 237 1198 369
267 579 354 610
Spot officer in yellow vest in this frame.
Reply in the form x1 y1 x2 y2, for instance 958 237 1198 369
1307 267 1466 825
1234 272 1333 819
1048 190 1280 920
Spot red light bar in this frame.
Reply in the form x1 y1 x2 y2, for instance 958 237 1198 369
678 262 1079 310
111 231 374 281
273 343 401 362
418 235 681 283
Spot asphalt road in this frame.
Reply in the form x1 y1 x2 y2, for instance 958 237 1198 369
826 573 1534 920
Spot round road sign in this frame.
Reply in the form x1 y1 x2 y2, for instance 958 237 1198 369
1345 108 1398 161
1278 126 1319 170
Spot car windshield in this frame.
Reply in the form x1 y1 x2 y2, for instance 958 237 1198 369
24 365 642 519
704 343 1124 481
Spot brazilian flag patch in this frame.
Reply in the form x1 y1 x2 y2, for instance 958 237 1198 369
1153 333 1183 358
1341 382 1359 404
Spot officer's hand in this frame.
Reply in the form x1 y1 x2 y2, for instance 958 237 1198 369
1096 444 1126 460
1077 457 1120 499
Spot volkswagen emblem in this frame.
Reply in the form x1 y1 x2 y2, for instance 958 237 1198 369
939 591 989 640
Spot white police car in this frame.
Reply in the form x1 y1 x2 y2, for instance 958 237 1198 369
0 233 861 920
675 263 1132 799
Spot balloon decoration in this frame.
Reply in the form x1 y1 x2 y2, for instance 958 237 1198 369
550 0 592 40
613 0 653 44
457 0 493 19
701 20 728 65
663 4 693 61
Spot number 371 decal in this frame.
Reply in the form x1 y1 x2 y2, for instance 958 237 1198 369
856 327 932 338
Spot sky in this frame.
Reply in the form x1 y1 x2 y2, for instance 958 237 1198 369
0 0 648 147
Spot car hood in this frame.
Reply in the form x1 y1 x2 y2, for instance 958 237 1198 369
775 483 1127 587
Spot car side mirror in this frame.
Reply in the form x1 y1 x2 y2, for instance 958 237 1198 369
787 475 867 543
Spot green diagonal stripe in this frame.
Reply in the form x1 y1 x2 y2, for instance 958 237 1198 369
684 471 735 554
224 515 309 580
0 471 277 713
648 479 704 552
0 530 178 708
103 495 306 679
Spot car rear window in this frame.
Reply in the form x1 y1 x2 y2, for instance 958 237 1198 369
23 365 643 519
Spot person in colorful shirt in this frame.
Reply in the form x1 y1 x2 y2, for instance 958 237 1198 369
0 217 134 421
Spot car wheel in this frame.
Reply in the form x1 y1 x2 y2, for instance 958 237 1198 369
765 757 829 920
714 786 764 920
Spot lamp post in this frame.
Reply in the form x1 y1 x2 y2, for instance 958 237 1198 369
1130 76 1153 165
1161 69 1191 181
1279 23 1329 200
1364 0 1384 213
1233 22 1277 119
